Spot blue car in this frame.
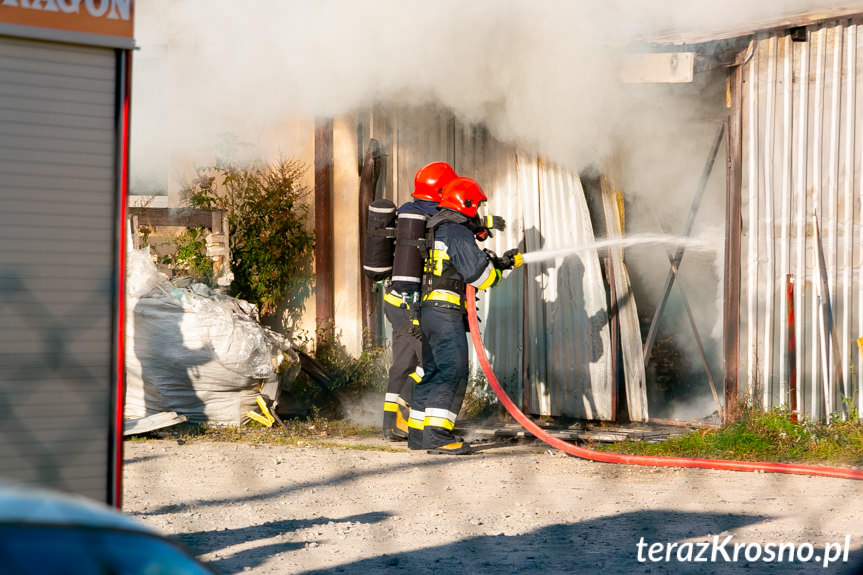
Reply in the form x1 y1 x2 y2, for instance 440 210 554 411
0 481 215 575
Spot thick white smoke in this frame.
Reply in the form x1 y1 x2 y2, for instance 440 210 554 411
130 0 850 420
130 0 845 183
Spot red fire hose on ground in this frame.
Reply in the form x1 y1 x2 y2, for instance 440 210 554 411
465 285 863 481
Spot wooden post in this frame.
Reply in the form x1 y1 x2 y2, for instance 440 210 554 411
358 139 383 347
315 118 334 343
723 64 744 423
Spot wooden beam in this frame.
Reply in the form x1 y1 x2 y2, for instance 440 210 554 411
129 207 223 232
618 52 695 84
358 139 383 347
723 67 743 423
315 118 335 338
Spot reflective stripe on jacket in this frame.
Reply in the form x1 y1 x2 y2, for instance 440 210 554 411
422 220 499 310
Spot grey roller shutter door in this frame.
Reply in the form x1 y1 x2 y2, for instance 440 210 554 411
0 35 119 501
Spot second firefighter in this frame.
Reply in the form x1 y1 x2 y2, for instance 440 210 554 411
409 176 521 454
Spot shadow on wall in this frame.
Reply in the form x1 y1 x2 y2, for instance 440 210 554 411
484 227 606 418
0 269 114 491
548 253 606 416
482 229 540 398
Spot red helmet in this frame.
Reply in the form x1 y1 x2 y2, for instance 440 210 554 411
413 162 457 202
438 177 487 218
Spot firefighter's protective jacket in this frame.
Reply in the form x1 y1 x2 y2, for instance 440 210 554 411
399 198 438 217
422 210 500 310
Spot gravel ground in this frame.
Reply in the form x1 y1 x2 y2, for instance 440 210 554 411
123 435 863 575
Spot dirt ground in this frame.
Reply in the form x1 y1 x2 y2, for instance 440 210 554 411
123 432 863 575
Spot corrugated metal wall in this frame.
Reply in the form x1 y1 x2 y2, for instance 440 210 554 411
741 20 863 420
372 109 613 420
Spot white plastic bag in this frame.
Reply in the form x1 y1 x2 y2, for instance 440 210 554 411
124 245 297 424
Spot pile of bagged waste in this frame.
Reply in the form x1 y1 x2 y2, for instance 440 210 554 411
124 243 298 425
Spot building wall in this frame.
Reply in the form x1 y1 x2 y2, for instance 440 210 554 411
739 19 863 420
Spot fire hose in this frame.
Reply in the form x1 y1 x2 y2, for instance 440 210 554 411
465 285 863 481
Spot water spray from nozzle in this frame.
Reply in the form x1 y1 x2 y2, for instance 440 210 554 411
519 233 718 265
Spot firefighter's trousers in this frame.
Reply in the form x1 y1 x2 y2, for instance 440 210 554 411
382 295 421 437
409 305 468 449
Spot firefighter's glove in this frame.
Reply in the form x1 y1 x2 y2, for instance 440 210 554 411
469 215 504 241
484 215 506 232
498 249 524 271
408 310 422 340
483 248 504 270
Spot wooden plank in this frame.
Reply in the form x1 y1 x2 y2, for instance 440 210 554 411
600 176 648 422
618 52 695 84
724 77 743 423
315 119 334 335
129 207 223 232
358 139 383 346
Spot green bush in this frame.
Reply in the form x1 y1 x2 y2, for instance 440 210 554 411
181 159 315 325
312 327 388 395
159 226 214 285
284 327 388 419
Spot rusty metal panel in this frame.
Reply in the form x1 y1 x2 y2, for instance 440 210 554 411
741 21 863 421
466 138 527 409
393 107 455 205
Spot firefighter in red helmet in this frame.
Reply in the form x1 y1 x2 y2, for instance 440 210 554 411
413 161 456 202
381 162 456 440
408 176 521 454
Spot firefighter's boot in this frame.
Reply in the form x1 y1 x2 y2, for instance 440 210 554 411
426 440 472 455
382 409 408 441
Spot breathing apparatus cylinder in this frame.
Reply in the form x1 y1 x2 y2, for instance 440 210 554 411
391 212 428 291
363 199 397 281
